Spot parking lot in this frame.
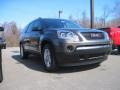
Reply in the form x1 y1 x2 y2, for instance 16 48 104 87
0 47 120 90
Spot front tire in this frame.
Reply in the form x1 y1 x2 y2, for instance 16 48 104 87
20 44 28 59
42 44 57 72
117 46 120 53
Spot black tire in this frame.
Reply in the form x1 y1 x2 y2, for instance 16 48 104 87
20 44 28 59
117 46 120 53
42 44 57 72
94 62 101 66
0 50 3 83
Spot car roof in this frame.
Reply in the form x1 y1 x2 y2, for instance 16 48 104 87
42 18 68 21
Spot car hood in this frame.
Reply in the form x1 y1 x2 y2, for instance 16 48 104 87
62 28 104 33
49 28 105 33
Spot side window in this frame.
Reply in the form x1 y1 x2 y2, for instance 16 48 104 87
26 20 41 33
26 23 33 33
33 20 42 30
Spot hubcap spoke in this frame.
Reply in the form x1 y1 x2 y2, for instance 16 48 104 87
21 45 23 57
44 48 51 68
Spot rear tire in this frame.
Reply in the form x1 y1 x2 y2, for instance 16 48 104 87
0 50 3 83
20 44 28 59
42 44 57 72
94 62 101 66
117 46 120 53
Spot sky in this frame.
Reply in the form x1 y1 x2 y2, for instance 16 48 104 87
0 0 119 28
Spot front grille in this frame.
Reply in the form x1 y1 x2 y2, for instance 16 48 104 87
81 32 104 40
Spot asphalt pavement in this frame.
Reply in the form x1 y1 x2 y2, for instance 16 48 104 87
0 47 120 90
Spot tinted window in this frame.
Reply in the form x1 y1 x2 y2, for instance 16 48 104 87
26 20 42 33
33 20 41 28
43 19 81 29
33 20 42 29
27 23 33 33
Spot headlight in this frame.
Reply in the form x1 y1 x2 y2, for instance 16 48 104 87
57 30 79 42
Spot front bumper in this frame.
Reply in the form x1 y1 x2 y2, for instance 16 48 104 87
55 41 112 66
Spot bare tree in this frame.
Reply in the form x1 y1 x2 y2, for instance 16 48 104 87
2 22 20 47
113 1 120 18
79 11 90 28
108 1 120 27
102 6 111 27
69 14 74 20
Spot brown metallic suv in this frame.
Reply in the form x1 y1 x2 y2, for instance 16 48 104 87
20 18 112 71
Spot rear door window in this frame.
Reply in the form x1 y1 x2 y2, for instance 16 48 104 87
33 20 42 30
26 23 33 33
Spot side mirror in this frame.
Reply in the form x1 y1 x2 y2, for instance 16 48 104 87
32 27 42 31
0 27 4 31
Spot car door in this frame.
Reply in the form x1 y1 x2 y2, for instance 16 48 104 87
29 20 42 52
23 23 33 51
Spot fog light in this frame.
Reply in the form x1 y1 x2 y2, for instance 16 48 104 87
67 45 74 52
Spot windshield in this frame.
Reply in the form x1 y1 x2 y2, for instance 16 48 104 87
43 19 81 29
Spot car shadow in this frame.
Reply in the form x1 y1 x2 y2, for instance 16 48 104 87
12 55 45 72
12 54 100 74
111 50 120 55
56 64 99 74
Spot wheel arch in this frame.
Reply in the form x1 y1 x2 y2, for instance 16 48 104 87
41 39 55 53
